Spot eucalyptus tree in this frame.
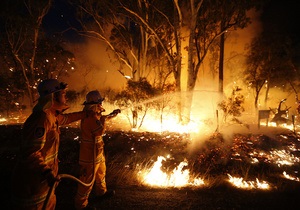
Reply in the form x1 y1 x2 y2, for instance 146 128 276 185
0 0 76 108
244 32 300 109
71 0 172 86
214 0 257 93
114 78 159 129
70 0 175 127
122 0 258 122
72 0 259 123
244 0 300 109
183 0 259 122
75 0 185 122
0 0 53 107
244 36 269 109
112 0 186 123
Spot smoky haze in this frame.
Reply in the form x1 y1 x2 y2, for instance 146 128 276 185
41 4 299 143
64 39 126 92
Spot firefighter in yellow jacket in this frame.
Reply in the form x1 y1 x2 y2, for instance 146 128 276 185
10 79 91 210
74 90 120 210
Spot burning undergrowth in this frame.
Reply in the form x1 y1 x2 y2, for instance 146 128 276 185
1 124 300 209
55 126 300 191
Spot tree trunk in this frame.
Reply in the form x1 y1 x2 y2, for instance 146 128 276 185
219 23 225 94
185 23 197 124
264 82 270 107
218 34 225 94
254 90 259 109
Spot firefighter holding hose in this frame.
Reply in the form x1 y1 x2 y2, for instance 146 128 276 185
74 90 120 210
10 79 92 210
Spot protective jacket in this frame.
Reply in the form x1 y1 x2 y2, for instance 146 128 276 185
11 107 87 210
75 111 117 209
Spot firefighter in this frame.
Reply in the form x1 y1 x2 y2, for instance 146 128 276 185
74 90 120 210
10 79 92 210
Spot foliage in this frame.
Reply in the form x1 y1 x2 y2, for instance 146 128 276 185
244 0 300 108
0 63 26 116
244 33 299 88
0 0 76 110
35 39 76 79
114 78 159 128
0 85 25 117
218 86 245 125
68 0 261 123
72 0 173 85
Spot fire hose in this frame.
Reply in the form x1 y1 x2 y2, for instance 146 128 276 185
42 139 97 210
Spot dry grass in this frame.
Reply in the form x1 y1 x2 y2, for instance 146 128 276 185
2 125 300 209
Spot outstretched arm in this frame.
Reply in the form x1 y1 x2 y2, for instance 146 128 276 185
105 109 121 120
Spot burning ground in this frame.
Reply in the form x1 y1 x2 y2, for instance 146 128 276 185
1 124 300 209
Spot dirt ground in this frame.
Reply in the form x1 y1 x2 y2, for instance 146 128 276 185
1 124 300 210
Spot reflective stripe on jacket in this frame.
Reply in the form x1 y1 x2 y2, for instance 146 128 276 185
11 109 86 208
79 114 106 164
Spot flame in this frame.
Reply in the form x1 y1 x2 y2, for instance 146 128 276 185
4 104 300 190
268 122 294 130
142 117 202 133
282 171 300 182
227 174 270 190
248 148 299 167
0 116 23 124
0 118 7 123
139 156 204 188
270 149 299 166
134 111 204 133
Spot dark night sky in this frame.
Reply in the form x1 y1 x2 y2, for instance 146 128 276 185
42 0 81 42
42 0 300 44
261 0 299 37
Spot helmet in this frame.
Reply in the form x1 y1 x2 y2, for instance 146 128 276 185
37 79 68 98
83 90 104 105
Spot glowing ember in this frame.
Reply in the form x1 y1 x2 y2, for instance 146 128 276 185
0 118 7 123
227 174 270 190
139 156 204 187
270 149 299 166
287 144 300 152
249 149 299 167
269 122 294 130
140 113 203 133
282 171 300 182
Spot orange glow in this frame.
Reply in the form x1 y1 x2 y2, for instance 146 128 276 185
282 171 300 182
248 148 300 167
3 95 300 191
138 156 204 188
139 112 203 133
227 174 270 190
0 118 7 123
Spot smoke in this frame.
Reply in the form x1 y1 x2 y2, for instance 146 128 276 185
186 83 299 155
63 39 126 92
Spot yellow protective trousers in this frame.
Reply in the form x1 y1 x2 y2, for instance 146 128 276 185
74 112 108 209
74 147 107 209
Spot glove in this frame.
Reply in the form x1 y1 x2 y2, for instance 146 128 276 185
112 109 121 114
107 109 121 118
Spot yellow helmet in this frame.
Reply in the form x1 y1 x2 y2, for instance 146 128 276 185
37 79 67 98
83 90 104 105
